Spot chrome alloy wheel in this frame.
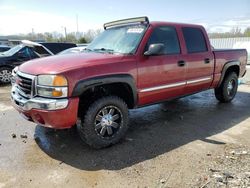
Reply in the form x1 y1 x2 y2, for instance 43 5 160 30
227 79 236 97
94 105 123 138
0 69 12 83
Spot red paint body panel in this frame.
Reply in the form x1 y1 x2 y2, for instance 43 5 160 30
136 25 186 105
138 87 184 105
213 49 247 76
19 53 137 97
211 73 221 88
16 21 248 129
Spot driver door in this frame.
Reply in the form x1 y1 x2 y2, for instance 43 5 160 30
137 26 186 105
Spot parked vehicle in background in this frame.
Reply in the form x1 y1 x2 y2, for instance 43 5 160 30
58 46 87 55
11 17 247 148
0 40 52 84
0 40 76 84
233 41 250 64
40 42 76 54
0 45 11 52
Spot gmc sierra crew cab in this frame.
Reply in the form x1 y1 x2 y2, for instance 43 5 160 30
11 17 247 148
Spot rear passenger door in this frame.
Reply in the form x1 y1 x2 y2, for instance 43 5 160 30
182 27 214 94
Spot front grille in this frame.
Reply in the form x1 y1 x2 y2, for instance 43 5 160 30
16 74 33 98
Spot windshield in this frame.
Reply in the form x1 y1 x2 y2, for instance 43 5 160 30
1 44 23 56
87 24 147 54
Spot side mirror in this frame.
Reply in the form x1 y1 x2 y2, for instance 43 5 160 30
144 43 164 56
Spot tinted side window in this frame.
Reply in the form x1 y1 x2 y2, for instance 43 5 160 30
182 27 207 53
18 47 31 59
146 26 180 55
28 47 39 58
33 46 51 56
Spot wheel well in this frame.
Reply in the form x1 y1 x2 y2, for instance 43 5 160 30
224 65 239 77
78 83 135 114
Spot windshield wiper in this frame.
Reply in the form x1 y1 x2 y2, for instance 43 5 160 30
84 48 93 52
92 48 114 54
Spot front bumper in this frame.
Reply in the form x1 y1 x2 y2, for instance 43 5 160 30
11 85 68 111
11 84 79 129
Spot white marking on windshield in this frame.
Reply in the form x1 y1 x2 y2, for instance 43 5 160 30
127 28 144 33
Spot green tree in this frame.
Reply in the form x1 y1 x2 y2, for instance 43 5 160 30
83 29 102 42
65 33 77 43
78 37 87 43
44 32 54 42
244 27 250 37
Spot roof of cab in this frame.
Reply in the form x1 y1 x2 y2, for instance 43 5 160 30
149 21 204 28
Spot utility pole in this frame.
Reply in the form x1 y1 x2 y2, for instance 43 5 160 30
32 28 34 40
64 27 67 41
76 14 79 39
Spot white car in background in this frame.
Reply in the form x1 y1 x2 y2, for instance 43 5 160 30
58 45 88 55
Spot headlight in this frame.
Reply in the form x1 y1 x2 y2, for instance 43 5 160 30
37 75 68 98
37 75 67 86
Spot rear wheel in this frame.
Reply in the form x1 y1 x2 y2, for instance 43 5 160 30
77 96 128 149
214 72 238 103
0 67 12 84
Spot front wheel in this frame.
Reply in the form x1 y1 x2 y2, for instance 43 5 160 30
214 72 238 103
0 67 12 84
77 96 129 149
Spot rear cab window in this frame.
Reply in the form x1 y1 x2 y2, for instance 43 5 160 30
182 27 208 53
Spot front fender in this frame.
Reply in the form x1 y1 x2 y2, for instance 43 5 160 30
71 74 137 104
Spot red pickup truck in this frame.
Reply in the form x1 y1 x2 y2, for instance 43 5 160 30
11 17 247 148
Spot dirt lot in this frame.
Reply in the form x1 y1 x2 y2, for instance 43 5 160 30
0 82 250 188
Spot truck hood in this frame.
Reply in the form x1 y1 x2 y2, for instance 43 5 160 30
19 52 124 75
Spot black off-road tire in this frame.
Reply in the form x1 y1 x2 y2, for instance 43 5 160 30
77 96 129 149
214 72 238 103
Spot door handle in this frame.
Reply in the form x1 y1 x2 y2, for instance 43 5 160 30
178 60 185 67
204 58 210 64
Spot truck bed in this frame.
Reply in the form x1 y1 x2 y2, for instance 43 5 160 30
213 49 247 77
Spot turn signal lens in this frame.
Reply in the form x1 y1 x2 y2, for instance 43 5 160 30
53 75 68 86
37 86 67 98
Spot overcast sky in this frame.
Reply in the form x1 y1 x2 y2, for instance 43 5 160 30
0 0 250 35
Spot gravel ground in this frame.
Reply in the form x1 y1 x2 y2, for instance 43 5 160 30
0 82 250 188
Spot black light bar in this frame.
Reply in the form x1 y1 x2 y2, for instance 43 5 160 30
104 16 149 29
